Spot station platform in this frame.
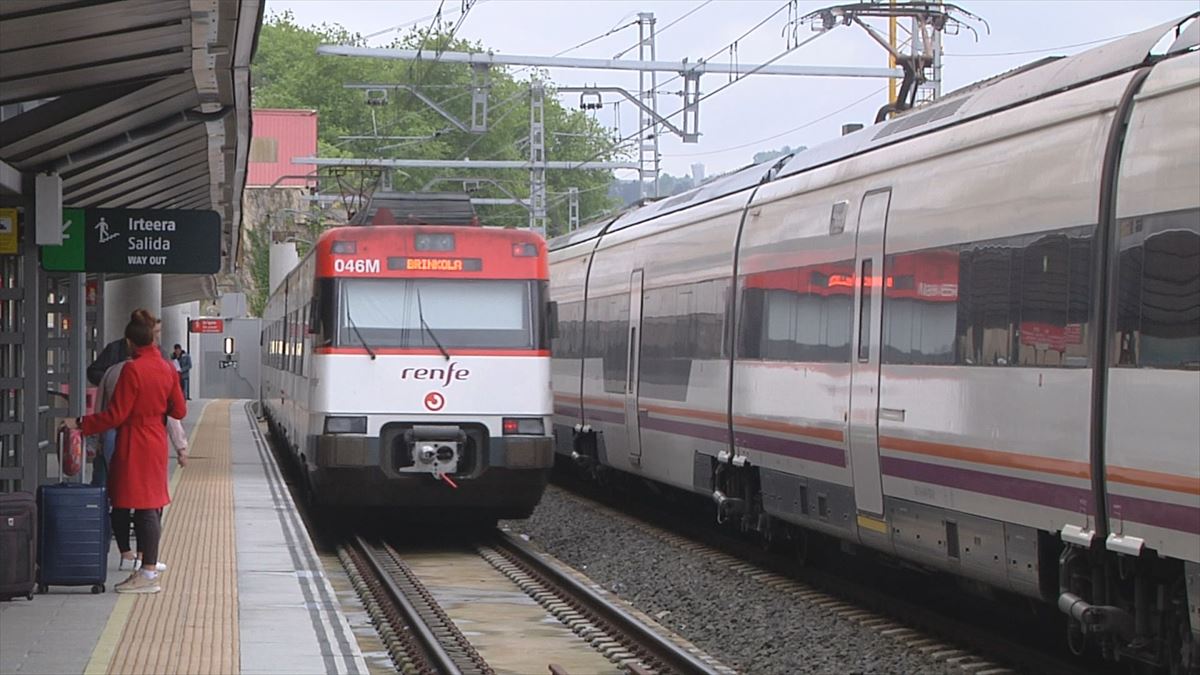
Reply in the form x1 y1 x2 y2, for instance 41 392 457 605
0 400 370 675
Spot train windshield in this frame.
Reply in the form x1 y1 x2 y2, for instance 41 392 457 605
337 278 542 349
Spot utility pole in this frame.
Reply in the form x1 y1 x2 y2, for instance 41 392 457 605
568 187 579 230
888 0 898 107
637 12 659 199
529 79 547 234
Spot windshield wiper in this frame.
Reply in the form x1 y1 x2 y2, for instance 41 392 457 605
345 307 377 360
416 288 450 361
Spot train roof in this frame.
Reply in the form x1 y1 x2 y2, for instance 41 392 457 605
775 12 1198 181
547 12 1197 253
352 191 477 226
547 156 791 252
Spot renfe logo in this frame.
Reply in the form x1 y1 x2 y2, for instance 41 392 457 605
401 362 470 388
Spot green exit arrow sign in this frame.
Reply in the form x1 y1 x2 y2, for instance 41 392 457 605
41 208 86 272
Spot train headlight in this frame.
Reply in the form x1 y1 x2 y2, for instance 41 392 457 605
415 233 455 251
324 415 367 434
502 418 544 435
511 242 538 257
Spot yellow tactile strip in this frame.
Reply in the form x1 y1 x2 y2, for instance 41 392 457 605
106 401 239 675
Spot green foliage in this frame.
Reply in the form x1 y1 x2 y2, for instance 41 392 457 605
245 225 271 317
252 11 622 237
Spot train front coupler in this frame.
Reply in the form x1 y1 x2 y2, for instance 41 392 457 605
400 425 467 484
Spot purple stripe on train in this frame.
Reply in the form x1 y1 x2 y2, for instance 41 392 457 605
1109 495 1200 536
733 429 847 467
576 407 847 468
881 456 1094 515
882 457 1200 535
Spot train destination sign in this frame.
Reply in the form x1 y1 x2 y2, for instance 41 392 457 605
386 257 483 272
189 318 225 334
42 208 220 274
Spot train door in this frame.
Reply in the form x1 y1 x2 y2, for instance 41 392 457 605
625 269 645 466
848 189 892 519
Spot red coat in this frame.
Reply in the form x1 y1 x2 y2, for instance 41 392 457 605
81 344 186 510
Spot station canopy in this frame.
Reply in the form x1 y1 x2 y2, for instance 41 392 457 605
0 0 263 304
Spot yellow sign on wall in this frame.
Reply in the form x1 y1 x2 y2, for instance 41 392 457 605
0 208 17 254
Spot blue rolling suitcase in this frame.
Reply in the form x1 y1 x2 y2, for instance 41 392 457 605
37 425 110 594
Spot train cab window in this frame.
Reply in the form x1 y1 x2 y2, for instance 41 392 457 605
337 278 541 351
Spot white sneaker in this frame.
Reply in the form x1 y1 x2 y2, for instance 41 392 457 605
115 572 160 594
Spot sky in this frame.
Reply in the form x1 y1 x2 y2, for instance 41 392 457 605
265 0 1198 179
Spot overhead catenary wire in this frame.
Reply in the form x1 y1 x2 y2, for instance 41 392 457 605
944 30 1137 57
568 27 829 172
668 84 888 158
361 0 487 44
656 0 797 93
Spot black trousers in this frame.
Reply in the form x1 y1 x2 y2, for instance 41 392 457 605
111 508 161 565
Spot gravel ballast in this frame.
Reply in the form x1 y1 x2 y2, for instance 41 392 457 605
504 487 961 675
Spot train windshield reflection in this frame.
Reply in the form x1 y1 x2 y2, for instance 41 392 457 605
338 278 538 349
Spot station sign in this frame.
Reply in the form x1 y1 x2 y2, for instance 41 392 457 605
42 208 221 274
189 318 225 334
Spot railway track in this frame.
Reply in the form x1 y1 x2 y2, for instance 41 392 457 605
543 481 1107 675
338 531 731 675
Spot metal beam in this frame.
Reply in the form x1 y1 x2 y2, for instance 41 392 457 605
344 84 472 133
295 157 638 170
0 159 23 196
559 86 690 141
319 45 903 79
471 198 526 206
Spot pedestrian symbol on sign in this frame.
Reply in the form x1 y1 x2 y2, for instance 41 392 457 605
95 217 119 244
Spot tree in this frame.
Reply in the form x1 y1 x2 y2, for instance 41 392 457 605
252 12 621 234
752 144 806 164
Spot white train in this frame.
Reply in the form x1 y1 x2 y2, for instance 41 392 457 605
262 206 555 521
550 16 1199 671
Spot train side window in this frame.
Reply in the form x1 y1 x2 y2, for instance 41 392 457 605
956 242 1014 366
589 294 629 394
1116 217 1200 370
737 261 854 363
857 259 873 362
1015 234 1071 367
882 249 957 365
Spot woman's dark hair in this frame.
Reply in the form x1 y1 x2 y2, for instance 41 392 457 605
125 309 157 346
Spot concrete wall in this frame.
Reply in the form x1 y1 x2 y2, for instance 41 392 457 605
161 301 200 398
196 318 261 400
102 275 161 344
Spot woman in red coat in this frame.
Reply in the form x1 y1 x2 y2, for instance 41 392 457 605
76 310 185 594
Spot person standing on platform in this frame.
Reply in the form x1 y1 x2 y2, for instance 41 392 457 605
86 312 170 386
92 331 189 571
72 309 186 594
172 344 192 400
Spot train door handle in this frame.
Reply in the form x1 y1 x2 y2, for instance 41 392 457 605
879 408 906 422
